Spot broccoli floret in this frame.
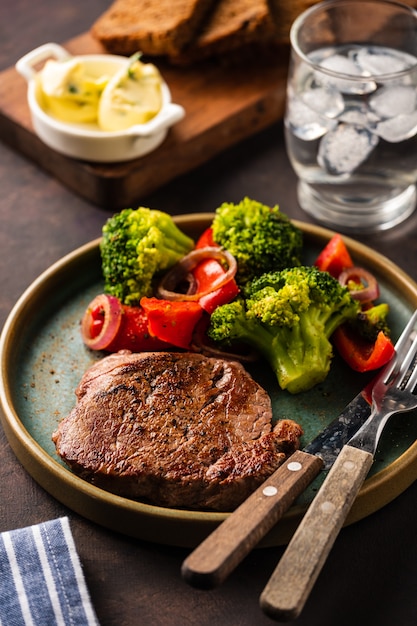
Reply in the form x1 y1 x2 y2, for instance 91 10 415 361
348 303 391 342
100 207 194 305
208 266 360 394
211 197 303 286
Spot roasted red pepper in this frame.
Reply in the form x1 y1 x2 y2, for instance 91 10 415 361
314 234 354 278
193 227 239 314
195 227 216 249
81 294 172 352
107 304 173 352
333 325 395 372
140 297 204 350
315 235 394 372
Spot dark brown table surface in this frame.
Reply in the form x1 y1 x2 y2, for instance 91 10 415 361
2 2 417 625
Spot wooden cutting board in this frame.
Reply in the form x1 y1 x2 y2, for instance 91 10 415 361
0 32 289 210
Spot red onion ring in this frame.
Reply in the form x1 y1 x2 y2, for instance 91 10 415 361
338 266 380 301
157 247 237 301
81 294 123 350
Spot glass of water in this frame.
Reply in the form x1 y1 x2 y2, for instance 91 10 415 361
285 0 417 233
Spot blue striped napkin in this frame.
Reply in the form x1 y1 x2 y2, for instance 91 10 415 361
0 517 100 626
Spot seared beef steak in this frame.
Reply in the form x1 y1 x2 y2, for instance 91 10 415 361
53 351 302 511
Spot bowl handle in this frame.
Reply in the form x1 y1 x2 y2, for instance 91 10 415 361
129 103 185 138
15 43 71 82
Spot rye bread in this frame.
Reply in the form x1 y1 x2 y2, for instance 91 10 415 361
91 0 217 56
169 0 279 64
52 351 303 512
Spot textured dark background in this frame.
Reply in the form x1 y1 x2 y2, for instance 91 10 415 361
1 2 417 625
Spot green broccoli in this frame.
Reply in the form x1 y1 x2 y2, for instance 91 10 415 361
100 207 194 306
208 266 360 394
347 302 391 342
211 197 303 286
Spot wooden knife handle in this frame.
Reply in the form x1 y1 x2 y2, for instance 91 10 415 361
181 450 323 589
260 445 374 621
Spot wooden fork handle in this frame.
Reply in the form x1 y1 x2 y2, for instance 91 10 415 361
260 444 374 622
181 450 323 589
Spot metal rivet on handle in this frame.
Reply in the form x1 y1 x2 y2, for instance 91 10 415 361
320 501 336 515
287 461 302 472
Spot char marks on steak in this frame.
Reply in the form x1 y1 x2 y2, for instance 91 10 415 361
52 351 303 511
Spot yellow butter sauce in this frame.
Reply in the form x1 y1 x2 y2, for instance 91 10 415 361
38 53 163 130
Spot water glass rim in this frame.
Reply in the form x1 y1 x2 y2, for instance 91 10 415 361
290 0 417 80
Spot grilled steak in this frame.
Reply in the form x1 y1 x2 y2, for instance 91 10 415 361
53 351 302 511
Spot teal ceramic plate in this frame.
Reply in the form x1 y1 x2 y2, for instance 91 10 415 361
1 214 417 548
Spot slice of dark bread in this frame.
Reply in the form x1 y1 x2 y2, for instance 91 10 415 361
91 0 218 56
169 0 279 64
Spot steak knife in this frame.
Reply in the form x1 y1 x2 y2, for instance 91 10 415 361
182 317 414 590
181 387 372 589
181 312 412 589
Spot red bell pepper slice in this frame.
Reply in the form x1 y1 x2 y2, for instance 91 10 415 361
193 227 239 314
81 294 173 352
333 325 395 373
140 297 204 350
107 304 174 352
195 227 217 249
314 234 354 278
198 280 240 314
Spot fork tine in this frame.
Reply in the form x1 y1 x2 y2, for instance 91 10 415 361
382 309 417 385
398 331 417 385
403 335 417 392
405 364 417 392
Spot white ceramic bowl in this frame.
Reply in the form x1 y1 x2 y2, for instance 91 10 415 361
16 43 185 163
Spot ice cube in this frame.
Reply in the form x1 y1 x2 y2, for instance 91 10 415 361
369 85 417 119
337 100 368 126
373 111 417 142
314 54 376 95
320 54 362 75
318 123 379 175
355 46 417 76
285 89 338 141
301 84 344 118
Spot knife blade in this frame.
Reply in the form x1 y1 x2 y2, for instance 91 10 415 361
181 387 372 590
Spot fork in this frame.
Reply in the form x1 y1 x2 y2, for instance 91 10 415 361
260 309 417 622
